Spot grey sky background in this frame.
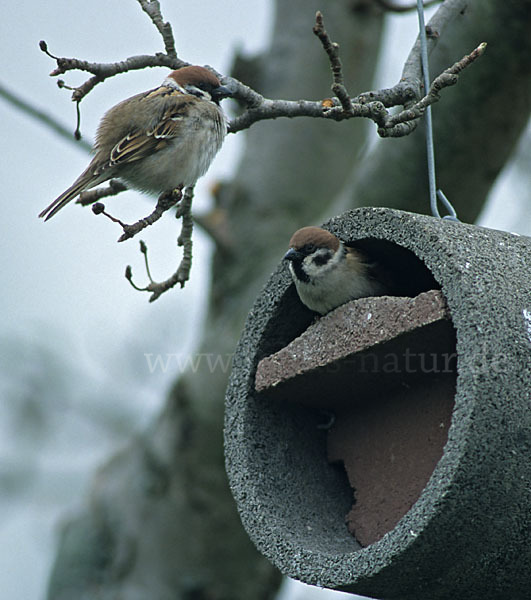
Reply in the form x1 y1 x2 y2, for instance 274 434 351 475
1 1 529 599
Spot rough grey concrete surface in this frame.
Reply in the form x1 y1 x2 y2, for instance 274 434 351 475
224 207 531 599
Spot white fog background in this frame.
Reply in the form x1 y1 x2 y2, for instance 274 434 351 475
1 1 529 599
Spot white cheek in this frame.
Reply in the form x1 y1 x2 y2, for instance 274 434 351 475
303 257 320 278
288 262 296 279
303 250 340 279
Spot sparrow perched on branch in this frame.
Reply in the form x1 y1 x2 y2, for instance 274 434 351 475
284 226 387 315
39 66 232 220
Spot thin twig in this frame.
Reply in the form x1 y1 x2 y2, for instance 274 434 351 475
125 264 145 292
401 0 468 86
88 187 181 239
139 240 154 282
312 11 353 115
438 40 487 79
230 3 482 135
0 80 92 150
92 202 127 227
40 46 181 102
136 0 177 58
125 186 196 302
74 100 82 139
77 180 128 206
381 42 487 136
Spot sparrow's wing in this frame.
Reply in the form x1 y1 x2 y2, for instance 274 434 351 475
107 98 194 168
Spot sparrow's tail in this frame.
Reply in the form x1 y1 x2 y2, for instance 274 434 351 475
38 171 99 221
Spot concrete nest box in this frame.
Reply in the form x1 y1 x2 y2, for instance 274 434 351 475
224 207 531 600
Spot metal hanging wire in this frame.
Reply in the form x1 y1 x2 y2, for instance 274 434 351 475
416 0 459 221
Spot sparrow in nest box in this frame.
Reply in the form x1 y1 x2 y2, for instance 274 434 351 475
284 226 388 314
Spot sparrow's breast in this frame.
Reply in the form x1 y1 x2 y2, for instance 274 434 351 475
181 104 227 184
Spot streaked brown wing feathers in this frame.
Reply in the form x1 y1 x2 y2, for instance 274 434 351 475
108 100 191 167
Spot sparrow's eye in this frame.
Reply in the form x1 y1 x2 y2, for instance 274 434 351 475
304 243 317 254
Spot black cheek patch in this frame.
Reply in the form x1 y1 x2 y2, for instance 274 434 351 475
291 260 310 283
312 253 331 267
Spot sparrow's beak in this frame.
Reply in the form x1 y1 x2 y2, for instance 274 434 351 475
211 85 233 102
283 248 301 262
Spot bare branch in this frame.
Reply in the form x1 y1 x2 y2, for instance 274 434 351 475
312 11 353 115
31 1 485 298
356 83 419 108
40 44 181 102
88 187 181 241
438 40 487 78
401 0 468 84
37 0 478 146
229 1 481 136
347 0 473 136
380 42 487 136
118 187 183 242
227 37 483 136
220 77 264 110
358 0 468 103
125 186 195 302
136 0 177 58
